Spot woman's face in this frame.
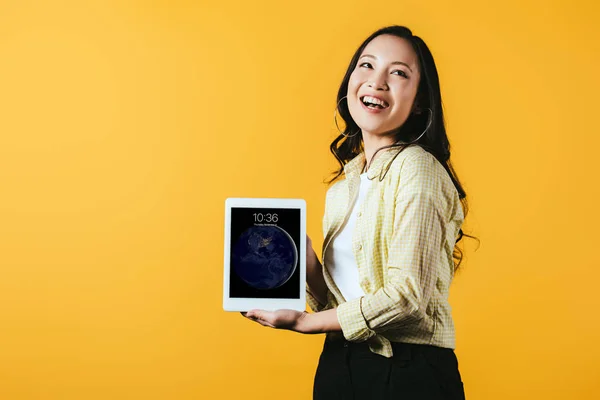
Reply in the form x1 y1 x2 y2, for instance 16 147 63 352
347 34 421 137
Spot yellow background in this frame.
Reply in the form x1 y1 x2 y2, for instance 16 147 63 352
1 0 598 398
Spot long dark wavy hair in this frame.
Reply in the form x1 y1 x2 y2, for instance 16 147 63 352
327 25 477 271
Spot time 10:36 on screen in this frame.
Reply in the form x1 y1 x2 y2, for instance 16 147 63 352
253 213 278 223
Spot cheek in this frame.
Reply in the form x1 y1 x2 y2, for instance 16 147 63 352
346 83 363 123
347 73 361 97
403 81 419 100
391 83 417 108
348 67 370 89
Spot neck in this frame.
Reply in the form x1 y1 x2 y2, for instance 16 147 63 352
362 130 396 172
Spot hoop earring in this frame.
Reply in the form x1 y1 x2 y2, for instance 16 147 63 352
334 96 360 138
406 107 432 143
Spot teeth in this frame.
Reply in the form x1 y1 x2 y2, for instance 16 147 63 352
362 96 388 107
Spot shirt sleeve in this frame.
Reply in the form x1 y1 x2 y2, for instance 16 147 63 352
336 152 445 342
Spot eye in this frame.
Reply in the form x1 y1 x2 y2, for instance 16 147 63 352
360 62 408 78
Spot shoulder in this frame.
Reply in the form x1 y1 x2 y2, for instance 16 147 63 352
326 177 345 193
387 146 461 214
387 145 443 186
324 177 347 203
395 145 436 165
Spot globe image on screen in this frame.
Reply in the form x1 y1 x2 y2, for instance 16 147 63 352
232 225 298 290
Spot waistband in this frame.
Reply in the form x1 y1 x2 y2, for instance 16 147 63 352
324 335 455 362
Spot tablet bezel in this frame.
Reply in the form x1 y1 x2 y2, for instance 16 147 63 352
223 197 306 312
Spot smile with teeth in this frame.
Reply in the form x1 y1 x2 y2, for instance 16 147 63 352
361 95 389 109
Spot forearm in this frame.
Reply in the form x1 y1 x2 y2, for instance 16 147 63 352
301 308 341 334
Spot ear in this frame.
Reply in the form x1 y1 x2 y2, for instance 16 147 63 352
412 102 422 115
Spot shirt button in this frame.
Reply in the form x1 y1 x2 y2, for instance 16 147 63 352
357 244 362 251
357 211 362 217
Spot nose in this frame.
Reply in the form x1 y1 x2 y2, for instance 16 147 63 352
368 71 388 90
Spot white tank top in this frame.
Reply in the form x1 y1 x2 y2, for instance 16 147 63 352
324 172 372 301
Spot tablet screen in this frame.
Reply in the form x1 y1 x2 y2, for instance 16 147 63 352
229 207 301 299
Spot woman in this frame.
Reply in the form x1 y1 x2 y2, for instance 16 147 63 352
243 25 469 399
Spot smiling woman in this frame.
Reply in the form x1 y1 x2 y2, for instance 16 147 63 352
347 35 421 140
243 25 473 400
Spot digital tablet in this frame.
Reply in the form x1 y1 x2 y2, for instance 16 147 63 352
223 198 306 312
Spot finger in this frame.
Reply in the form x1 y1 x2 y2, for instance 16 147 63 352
245 309 261 319
253 318 276 328
248 310 275 325
245 311 276 328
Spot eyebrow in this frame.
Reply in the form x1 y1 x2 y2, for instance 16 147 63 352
359 54 413 73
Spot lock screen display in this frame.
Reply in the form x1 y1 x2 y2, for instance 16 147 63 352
229 207 300 299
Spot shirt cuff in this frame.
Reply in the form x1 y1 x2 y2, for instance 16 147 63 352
336 296 376 342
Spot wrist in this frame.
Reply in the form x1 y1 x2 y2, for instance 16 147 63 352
298 311 320 334
298 309 341 334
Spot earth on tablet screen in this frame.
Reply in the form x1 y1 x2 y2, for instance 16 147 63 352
232 225 298 290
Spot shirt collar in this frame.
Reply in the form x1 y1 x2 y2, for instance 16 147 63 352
343 146 401 180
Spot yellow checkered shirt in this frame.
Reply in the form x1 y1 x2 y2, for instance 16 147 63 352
307 145 464 358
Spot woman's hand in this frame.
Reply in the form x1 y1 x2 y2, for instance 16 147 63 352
241 308 341 334
242 309 311 333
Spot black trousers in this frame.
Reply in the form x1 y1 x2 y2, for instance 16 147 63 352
313 337 465 400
